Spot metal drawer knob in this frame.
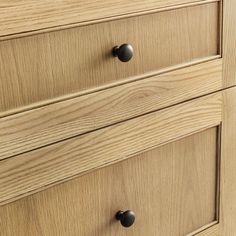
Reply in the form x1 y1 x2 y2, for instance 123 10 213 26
115 210 135 227
112 44 134 62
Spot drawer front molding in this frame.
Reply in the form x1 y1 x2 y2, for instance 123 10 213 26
0 60 222 160
0 0 220 40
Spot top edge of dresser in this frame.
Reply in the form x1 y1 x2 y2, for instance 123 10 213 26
0 0 218 40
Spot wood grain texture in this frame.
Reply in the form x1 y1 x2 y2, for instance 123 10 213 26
223 0 236 87
0 55 221 118
0 0 219 39
0 59 223 160
220 87 236 235
0 3 219 113
191 224 219 235
0 92 222 205
0 128 218 236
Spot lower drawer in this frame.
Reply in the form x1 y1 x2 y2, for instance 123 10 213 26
0 127 219 236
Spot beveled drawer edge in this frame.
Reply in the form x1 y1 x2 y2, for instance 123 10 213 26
0 92 222 205
0 56 221 119
187 222 219 236
0 0 220 41
0 59 222 160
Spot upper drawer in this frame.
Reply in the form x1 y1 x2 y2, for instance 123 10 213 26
0 2 220 113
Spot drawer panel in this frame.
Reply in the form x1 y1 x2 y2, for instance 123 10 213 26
0 92 222 205
0 2 220 113
0 127 219 236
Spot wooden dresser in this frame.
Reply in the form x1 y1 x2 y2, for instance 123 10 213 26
0 0 236 235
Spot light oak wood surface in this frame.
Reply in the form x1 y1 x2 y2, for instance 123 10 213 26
0 128 218 236
0 55 221 118
0 2 219 113
191 224 219 236
0 0 235 235
0 0 219 39
220 87 236 235
223 0 236 87
0 92 221 205
0 60 222 160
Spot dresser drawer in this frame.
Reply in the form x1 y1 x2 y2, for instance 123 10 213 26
0 127 219 236
0 2 220 113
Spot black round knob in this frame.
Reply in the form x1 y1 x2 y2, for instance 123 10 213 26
112 44 134 62
115 210 135 227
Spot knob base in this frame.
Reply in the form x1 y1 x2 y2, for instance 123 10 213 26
115 211 124 220
112 46 119 57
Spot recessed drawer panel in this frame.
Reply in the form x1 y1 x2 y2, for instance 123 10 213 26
0 127 219 236
0 2 220 113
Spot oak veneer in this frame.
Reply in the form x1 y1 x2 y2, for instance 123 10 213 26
220 87 236 235
0 128 218 236
1 0 236 235
0 92 221 205
0 59 222 160
189 224 219 236
0 2 219 113
0 0 219 39
223 0 236 87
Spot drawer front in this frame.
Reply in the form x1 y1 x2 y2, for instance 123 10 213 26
0 2 220 113
0 127 219 236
